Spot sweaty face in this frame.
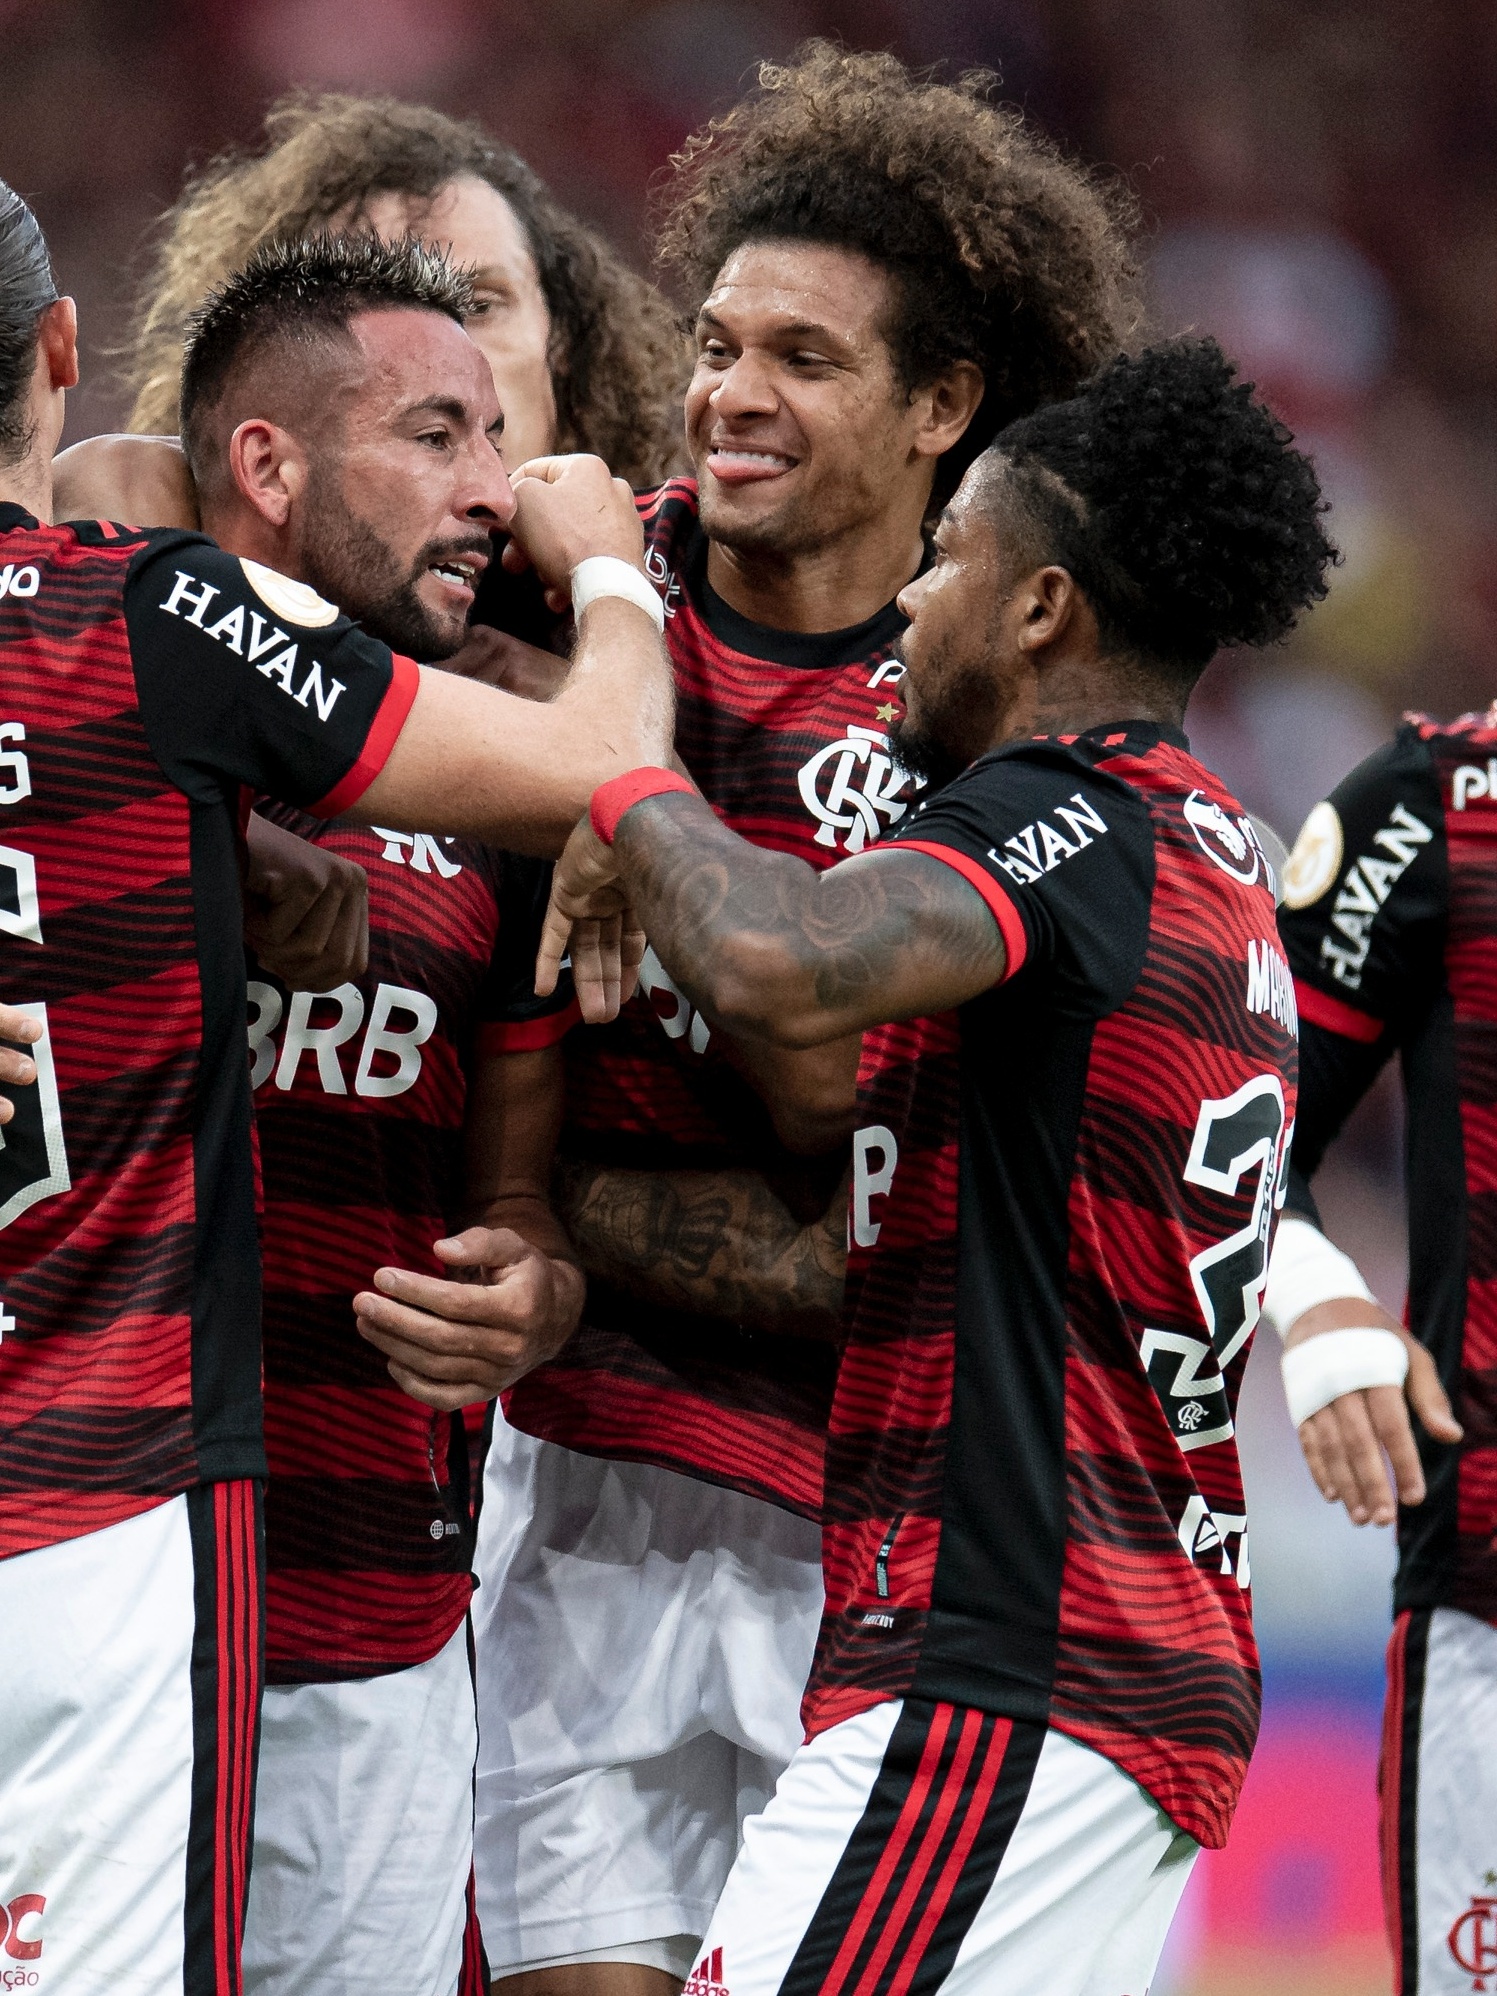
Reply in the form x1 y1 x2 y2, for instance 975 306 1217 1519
892 473 1023 789
685 241 927 560
290 308 513 659
362 176 558 471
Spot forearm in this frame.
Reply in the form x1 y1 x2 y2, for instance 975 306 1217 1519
555 1157 845 1341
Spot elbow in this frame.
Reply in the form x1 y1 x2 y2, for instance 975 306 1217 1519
696 932 831 1052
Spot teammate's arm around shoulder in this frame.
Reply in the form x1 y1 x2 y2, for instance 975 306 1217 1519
356 456 674 857
1263 1213 1461 1525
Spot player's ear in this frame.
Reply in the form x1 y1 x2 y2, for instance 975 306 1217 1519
911 361 986 460
38 297 79 392
228 419 306 530
1015 565 1079 655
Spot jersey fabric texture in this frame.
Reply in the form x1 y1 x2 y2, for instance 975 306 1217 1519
0 509 414 1560
249 815 573 1684
1277 716 1497 1626
505 478 920 1518
812 723 1296 1850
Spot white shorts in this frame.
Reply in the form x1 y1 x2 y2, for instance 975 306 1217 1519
695 1699 1198 1996
0 1484 262 1996
473 1416 824 1975
243 1618 483 1996
1382 1605 1497 1992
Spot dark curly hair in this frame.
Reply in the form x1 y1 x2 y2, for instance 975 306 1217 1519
124 94 688 487
180 233 471 479
990 338 1337 677
654 43 1140 498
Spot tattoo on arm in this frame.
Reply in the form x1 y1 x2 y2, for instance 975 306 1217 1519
615 796 1006 1042
554 1157 847 1342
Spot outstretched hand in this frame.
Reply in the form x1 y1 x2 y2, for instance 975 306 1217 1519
354 1226 584 1410
535 812 646 1024
1288 1298 1463 1525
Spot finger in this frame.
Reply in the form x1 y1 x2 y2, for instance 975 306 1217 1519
1406 1340 1464 1443
382 1358 493 1412
1365 1384 1426 1508
535 898 573 998
430 1228 537 1270
0 1008 42 1045
0 1048 37 1086
361 1263 544 1327
311 891 368 989
618 920 646 1009
244 876 319 948
509 455 575 485
1302 1408 1366 1520
1329 1391 1400 1525
569 920 619 1026
357 1312 520 1375
0 1093 13 1125
597 910 624 1020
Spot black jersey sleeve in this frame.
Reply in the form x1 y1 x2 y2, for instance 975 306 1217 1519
124 532 420 815
475 851 579 1053
885 740 1155 1016
1277 727 1448 1205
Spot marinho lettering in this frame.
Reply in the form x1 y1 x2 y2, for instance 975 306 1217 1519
988 790 1108 887
1246 939 1298 1035
1317 801 1431 990
160 570 346 722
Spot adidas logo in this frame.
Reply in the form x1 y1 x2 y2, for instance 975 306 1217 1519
684 1947 729 1996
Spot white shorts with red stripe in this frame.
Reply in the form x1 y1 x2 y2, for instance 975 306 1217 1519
242 1617 485 1996
0 1485 262 1996
691 1699 1197 1996
1381 1606 1497 1993
472 1414 823 1977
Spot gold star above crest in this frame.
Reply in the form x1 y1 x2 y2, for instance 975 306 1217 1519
875 701 899 723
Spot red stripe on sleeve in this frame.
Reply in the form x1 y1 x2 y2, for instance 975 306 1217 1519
1295 979 1383 1043
477 999 581 1054
308 652 421 819
891 839 1029 980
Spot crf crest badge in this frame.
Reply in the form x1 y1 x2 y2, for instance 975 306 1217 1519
798 726 916 853
1449 1894 1497 1988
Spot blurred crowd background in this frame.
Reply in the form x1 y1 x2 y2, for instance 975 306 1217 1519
9 3 1494 1990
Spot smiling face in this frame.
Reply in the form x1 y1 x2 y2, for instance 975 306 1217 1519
289 305 513 659
362 174 558 471
685 240 942 560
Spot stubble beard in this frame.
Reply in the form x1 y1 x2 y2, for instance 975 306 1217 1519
297 465 462 662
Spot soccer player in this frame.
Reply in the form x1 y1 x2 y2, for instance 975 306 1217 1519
532 338 1332 1996
1264 724 1487 1992
463 47 1139 1995
0 196 670 1996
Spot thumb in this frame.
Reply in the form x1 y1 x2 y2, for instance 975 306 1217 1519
433 1226 534 1272
1406 1339 1463 1443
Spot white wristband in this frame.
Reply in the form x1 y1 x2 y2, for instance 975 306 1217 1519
1261 1215 1376 1342
570 555 665 632
1281 1327 1410 1426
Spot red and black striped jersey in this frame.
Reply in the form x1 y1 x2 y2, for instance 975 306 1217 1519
0 508 414 1559
250 814 574 1682
505 478 920 1517
1278 714 1496 1625
807 723 1295 1851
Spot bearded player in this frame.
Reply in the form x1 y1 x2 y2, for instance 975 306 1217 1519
1263 719 1492 1992
0 203 671 1996
533 338 1332 1996
365 44 1137 1996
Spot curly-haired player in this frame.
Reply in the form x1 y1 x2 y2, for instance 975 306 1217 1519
352 44 1137 1996
532 336 1333 1996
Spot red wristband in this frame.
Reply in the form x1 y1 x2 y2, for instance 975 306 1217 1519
590 767 695 845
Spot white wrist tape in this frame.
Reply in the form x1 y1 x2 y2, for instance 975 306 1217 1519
570 555 665 632
1282 1327 1410 1427
1261 1214 1376 1342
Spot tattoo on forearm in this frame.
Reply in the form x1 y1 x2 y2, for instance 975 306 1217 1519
554 1157 846 1341
614 796 1004 1030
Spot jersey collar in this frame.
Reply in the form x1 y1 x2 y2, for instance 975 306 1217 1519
0 502 40 531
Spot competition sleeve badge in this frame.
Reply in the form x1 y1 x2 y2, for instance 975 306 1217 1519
239 558 341 628
1281 801 1344 910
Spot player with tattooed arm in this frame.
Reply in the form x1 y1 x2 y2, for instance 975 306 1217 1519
534 340 1333 1995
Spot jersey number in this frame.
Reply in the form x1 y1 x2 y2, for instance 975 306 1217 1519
1141 1074 1288 1452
